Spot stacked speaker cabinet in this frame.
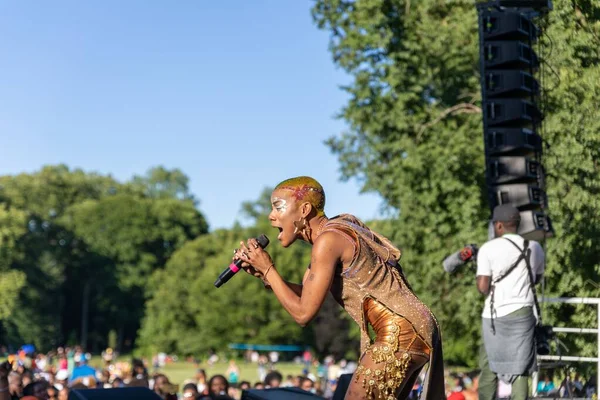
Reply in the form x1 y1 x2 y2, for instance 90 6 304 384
477 0 553 241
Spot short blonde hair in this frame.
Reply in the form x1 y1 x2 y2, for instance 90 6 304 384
274 176 325 214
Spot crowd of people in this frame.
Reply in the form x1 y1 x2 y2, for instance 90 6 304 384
0 345 362 400
0 343 597 399
444 370 597 399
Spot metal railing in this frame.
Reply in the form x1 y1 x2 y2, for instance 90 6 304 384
532 297 599 396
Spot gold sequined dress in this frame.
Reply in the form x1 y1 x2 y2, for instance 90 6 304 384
322 214 445 400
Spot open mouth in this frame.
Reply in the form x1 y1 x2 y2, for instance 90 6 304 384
275 227 283 240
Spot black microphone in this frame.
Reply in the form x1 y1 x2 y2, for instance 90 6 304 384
214 234 270 288
442 244 478 273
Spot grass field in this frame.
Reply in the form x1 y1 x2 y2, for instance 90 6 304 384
89 358 314 387
159 361 312 386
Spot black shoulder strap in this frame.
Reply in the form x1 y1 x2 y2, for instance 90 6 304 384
489 237 539 333
503 238 542 322
492 238 528 284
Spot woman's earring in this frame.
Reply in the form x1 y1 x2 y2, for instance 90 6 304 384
293 218 305 235
294 217 311 240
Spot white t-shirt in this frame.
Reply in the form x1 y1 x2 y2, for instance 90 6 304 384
476 234 545 318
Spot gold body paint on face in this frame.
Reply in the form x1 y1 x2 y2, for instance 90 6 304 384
272 197 288 213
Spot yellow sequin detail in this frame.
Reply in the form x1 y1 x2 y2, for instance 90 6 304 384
354 320 412 400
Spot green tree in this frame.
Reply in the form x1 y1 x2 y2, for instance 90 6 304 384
0 204 27 320
0 204 27 269
0 165 209 351
537 0 600 360
60 192 207 351
132 166 195 202
312 0 599 365
63 195 207 289
0 165 125 349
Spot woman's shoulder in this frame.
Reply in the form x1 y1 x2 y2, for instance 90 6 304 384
332 213 361 222
326 214 365 229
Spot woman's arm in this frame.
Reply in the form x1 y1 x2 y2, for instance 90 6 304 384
265 268 310 296
240 232 349 326
239 256 305 295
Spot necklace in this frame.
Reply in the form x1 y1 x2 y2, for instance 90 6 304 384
315 217 329 239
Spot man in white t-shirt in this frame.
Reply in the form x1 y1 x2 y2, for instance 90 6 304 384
476 204 545 400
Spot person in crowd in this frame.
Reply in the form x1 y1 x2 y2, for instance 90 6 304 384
281 375 293 387
196 369 208 395
293 375 303 388
132 358 148 381
0 361 12 400
21 371 33 388
43 374 55 391
183 382 200 399
299 377 315 393
152 374 177 400
46 385 58 400
199 375 231 400
537 374 555 394
446 373 465 400
268 351 279 369
111 377 124 388
225 360 239 387
583 374 596 397
98 370 111 389
257 355 268 383
226 386 239 400
263 371 282 388
57 354 68 373
128 376 150 388
101 348 115 368
476 204 545 400
302 349 312 373
571 372 584 396
57 387 69 400
70 357 96 385
447 390 465 400
54 370 68 390
253 382 264 390
462 371 479 400
449 373 465 396
70 382 87 390
233 176 444 399
238 381 250 391
8 372 22 400
23 380 50 400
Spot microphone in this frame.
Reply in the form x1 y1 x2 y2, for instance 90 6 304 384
214 234 270 288
442 244 478 273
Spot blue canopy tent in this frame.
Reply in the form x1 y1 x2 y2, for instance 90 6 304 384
228 344 305 352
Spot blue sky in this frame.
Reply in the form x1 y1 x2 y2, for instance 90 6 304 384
0 1 384 229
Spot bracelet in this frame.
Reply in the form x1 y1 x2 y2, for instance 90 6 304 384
264 263 275 281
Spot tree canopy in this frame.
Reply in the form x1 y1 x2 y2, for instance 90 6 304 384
0 166 208 351
312 0 599 364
